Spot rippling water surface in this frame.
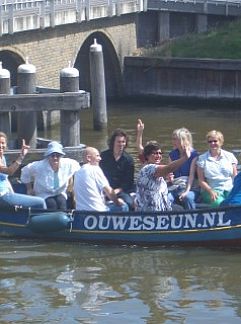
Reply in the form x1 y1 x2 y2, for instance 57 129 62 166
1 240 241 323
2 101 241 323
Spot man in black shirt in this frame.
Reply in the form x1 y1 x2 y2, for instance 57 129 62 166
100 129 135 210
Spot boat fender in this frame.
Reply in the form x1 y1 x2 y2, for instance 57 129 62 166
27 211 72 233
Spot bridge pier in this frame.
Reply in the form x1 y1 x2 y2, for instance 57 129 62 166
158 11 208 43
197 14 208 33
158 12 170 43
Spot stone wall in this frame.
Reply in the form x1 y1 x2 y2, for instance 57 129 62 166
124 57 241 101
0 14 138 90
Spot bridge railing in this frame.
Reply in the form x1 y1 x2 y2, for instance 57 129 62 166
0 0 147 36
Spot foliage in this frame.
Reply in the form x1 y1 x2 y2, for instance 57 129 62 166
141 19 241 59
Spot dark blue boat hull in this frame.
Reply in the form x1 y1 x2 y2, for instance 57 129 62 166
1 205 241 246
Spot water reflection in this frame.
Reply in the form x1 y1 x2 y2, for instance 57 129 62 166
43 102 241 151
56 265 84 303
1 240 241 323
40 102 241 172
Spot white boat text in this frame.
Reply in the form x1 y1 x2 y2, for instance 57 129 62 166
82 211 231 231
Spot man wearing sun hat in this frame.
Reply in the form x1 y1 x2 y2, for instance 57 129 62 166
20 141 80 209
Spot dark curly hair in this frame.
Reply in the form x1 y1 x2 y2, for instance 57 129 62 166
143 142 162 161
108 128 128 150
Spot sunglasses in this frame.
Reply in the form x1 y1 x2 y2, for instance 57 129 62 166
208 140 218 144
151 151 163 156
50 153 62 158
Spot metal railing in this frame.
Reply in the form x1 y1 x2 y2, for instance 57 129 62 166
0 0 147 35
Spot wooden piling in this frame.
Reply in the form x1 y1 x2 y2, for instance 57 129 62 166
0 62 11 137
17 59 37 148
89 39 107 130
60 63 81 147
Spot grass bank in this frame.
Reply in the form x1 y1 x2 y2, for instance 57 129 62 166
141 19 241 59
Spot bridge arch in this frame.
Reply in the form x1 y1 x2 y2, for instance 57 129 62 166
74 31 122 99
0 50 24 87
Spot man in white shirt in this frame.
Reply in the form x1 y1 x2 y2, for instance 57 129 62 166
21 141 80 209
74 147 129 211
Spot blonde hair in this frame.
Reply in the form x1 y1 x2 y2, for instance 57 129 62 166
0 132 8 146
206 130 224 146
172 127 193 148
0 132 7 141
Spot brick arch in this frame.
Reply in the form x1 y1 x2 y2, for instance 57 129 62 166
74 31 122 99
0 50 24 86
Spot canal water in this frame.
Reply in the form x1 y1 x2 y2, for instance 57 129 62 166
1 101 241 323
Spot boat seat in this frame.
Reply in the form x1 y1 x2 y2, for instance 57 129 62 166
11 181 27 194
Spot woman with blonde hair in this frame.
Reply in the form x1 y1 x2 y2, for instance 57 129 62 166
197 130 237 207
168 127 199 209
136 120 199 209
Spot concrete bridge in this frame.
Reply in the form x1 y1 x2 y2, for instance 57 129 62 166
148 0 241 16
0 0 240 98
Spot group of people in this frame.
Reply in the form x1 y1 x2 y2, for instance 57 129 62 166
0 119 240 212
0 129 134 212
136 119 238 210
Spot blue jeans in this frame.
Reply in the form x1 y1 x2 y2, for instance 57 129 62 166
1 192 47 209
168 190 199 210
45 194 66 210
117 192 134 210
107 201 129 212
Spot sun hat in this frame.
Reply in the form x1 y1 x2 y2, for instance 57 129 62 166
44 141 65 157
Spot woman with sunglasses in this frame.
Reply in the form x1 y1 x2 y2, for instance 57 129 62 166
21 141 80 210
136 120 199 209
168 127 199 210
197 130 238 207
0 132 46 209
135 142 191 211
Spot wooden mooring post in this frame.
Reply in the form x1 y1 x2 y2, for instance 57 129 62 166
17 59 37 148
0 91 90 148
0 62 11 137
89 39 107 131
60 63 81 147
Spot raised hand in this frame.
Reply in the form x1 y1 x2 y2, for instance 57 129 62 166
136 119 145 154
21 139 30 157
137 119 144 134
181 145 191 160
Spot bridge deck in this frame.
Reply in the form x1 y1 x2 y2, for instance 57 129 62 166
148 0 241 16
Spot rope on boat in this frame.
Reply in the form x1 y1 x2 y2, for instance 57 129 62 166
27 207 31 225
67 209 74 232
12 205 32 225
